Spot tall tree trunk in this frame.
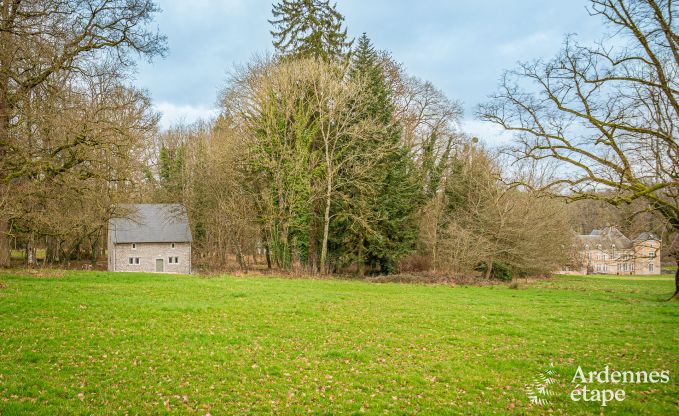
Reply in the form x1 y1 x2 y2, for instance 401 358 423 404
671 259 679 300
90 235 98 267
0 32 10 268
236 244 246 271
356 238 365 277
26 234 35 266
265 242 272 270
484 259 493 279
308 220 319 272
0 221 9 268
320 178 331 275
262 231 272 269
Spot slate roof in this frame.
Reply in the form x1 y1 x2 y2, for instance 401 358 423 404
109 204 192 244
633 232 660 241
576 226 632 249
575 226 660 249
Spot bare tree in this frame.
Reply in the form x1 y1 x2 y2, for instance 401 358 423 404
0 0 166 267
479 0 679 297
438 146 572 277
8 71 156 266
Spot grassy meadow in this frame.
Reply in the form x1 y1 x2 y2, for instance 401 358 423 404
0 271 677 415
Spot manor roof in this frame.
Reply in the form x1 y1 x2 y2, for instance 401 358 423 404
576 226 632 249
633 232 660 241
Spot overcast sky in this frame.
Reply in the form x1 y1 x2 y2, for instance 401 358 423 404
135 0 605 145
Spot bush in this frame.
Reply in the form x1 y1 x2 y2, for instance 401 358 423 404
475 261 512 281
397 254 432 273
492 261 512 281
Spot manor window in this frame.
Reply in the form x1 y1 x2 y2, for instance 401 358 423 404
132 243 136 250
648 251 655 258
649 263 654 272
128 257 140 265
171 243 175 249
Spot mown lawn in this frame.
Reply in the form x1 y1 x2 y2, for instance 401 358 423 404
0 271 677 415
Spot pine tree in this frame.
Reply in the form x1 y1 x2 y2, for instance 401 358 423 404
158 144 185 201
331 33 422 274
269 0 353 61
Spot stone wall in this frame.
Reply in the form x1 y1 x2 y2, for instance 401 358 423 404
109 242 191 274
633 240 661 275
579 241 661 275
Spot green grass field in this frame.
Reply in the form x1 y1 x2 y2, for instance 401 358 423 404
0 271 677 415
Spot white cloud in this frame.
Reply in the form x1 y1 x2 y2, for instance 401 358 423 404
154 101 220 130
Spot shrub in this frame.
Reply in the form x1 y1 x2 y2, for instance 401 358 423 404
492 261 512 281
475 261 513 281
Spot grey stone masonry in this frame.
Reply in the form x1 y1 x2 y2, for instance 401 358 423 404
110 242 191 274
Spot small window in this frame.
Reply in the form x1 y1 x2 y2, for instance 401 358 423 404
649 251 655 259
649 263 654 272
171 243 175 249
168 257 173 264
132 243 136 250
134 257 140 265
129 257 134 265
174 257 178 264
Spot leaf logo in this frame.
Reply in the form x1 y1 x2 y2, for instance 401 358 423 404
526 363 557 406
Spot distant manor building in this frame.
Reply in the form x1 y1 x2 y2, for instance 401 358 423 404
108 204 192 274
574 227 660 275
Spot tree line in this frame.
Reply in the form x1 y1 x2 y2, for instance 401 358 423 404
1 1 674 289
149 0 571 278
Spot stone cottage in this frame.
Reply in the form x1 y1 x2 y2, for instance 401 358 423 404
572 227 661 275
108 204 192 273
